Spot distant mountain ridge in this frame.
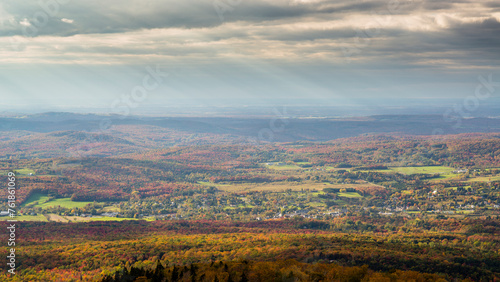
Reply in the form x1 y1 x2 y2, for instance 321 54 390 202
1 112 499 142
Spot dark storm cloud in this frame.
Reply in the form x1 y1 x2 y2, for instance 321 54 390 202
0 0 498 71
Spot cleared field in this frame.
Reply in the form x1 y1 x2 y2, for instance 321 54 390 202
102 206 121 212
337 192 363 198
429 174 459 182
326 167 352 172
23 193 93 209
22 193 50 206
357 166 456 175
14 215 48 222
208 181 379 192
0 168 36 175
38 198 93 209
13 168 36 175
45 214 69 222
466 175 500 182
388 166 455 175
264 164 302 170
208 181 329 192
12 214 153 222
64 216 150 222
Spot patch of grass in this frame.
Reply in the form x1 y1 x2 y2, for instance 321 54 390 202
85 216 151 222
429 174 458 181
22 193 50 207
456 210 475 214
359 166 456 175
308 202 326 207
337 192 363 198
325 167 351 172
45 214 69 222
265 164 302 170
15 214 48 222
13 168 36 175
59 216 154 222
0 168 36 176
466 175 500 182
102 206 121 212
23 193 93 209
389 166 455 175
37 198 93 209
212 181 375 192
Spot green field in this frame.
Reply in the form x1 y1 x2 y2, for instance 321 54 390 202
199 180 378 192
38 198 93 209
358 166 456 176
65 216 154 222
12 214 154 222
388 166 455 175
337 192 363 198
14 168 36 175
22 193 50 206
0 168 36 176
14 214 48 221
23 193 93 209
308 202 326 207
466 175 500 182
262 163 302 170
326 167 352 172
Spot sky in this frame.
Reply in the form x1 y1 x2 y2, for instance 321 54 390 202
0 0 499 114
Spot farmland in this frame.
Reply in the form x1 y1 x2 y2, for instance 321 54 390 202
22 192 94 209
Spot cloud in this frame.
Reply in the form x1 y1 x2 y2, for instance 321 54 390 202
60 18 74 24
0 0 498 108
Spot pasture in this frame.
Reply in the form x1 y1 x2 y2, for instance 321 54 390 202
22 192 93 209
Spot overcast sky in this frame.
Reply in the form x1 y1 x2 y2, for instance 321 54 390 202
0 0 499 113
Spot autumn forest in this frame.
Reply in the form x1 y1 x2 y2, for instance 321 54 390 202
0 113 499 281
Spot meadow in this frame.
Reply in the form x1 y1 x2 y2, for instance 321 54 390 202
200 180 378 193
22 192 94 209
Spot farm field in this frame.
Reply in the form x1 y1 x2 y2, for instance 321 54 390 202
0 168 36 175
466 175 500 182
15 214 48 221
36 198 94 209
389 166 455 174
64 215 152 222
22 193 94 209
359 166 456 175
45 214 69 222
21 192 50 206
203 181 380 192
262 163 302 170
13 168 36 175
13 214 151 223
337 192 363 198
